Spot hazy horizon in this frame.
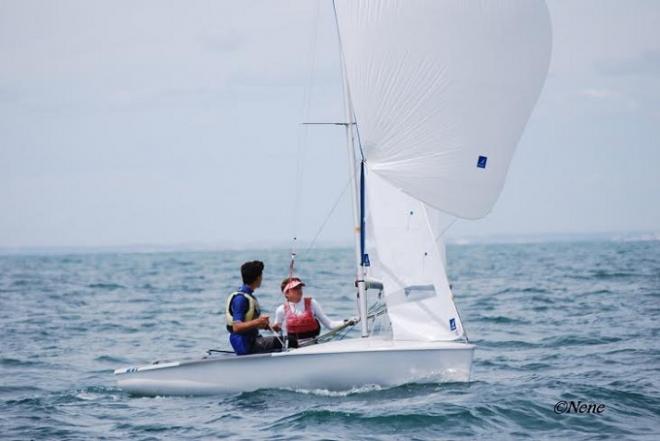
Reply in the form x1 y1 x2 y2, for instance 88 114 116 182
1 229 658 256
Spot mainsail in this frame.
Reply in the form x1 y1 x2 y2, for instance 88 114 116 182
334 0 552 340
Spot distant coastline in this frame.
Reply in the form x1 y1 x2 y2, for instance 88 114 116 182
444 231 660 245
0 231 657 256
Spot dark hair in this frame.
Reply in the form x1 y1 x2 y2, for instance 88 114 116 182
241 260 264 285
280 276 302 292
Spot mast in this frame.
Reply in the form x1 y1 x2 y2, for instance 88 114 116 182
333 0 369 337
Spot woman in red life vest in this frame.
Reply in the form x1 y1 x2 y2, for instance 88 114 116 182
272 277 345 348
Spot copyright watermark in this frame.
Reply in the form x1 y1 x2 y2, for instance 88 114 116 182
554 400 606 414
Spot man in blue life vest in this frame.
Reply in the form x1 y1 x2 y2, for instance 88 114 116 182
225 260 283 355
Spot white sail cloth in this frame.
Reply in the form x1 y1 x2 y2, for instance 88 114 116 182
334 0 552 341
366 173 463 340
335 0 552 219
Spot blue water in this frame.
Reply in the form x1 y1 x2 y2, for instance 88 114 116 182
1 241 659 440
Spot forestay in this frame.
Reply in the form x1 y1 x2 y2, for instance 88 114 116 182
334 0 552 340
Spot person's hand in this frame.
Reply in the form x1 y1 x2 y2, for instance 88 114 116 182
344 317 358 326
271 323 281 333
257 315 270 329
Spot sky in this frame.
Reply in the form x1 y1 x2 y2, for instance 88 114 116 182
1 0 659 249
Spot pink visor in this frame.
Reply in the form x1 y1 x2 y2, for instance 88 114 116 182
283 279 305 293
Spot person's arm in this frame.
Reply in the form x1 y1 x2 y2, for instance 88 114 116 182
232 316 269 333
312 299 344 329
231 295 269 332
271 305 284 333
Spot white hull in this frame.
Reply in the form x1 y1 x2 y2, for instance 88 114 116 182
114 337 475 396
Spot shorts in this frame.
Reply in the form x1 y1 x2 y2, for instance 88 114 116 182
250 335 283 354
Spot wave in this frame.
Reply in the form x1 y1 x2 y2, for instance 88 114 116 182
88 283 126 290
581 289 613 295
476 316 530 325
569 270 643 281
285 384 384 397
478 340 539 349
265 396 643 437
232 381 475 403
591 270 641 279
266 405 506 435
169 260 195 266
492 287 550 295
0 384 45 394
112 422 186 432
1 357 49 368
92 322 139 333
94 355 131 364
69 385 125 403
541 335 622 347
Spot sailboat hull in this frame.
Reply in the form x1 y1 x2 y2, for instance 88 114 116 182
115 338 475 396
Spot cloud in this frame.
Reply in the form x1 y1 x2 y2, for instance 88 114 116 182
598 49 660 77
579 88 620 99
575 86 640 113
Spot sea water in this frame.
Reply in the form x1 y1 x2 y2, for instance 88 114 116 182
1 241 658 440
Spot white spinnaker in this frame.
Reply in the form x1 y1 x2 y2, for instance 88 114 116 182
334 0 552 219
366 172 462 340
334 0 551 340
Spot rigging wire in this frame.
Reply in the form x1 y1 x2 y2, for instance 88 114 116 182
353 113 366 161
290 0 322 275
304 176 352 254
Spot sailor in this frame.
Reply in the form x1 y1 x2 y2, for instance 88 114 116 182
226 260 282 355
272 277 346 348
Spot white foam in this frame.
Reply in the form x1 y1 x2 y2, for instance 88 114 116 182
286 384 384 397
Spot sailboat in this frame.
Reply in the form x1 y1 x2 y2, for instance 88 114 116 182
114 0 552 396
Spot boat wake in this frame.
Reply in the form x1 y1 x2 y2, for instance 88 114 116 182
285 384 384 397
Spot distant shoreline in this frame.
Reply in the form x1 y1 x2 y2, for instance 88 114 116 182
0 231 657 256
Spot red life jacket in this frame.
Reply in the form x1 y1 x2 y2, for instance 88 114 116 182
285 297 320 338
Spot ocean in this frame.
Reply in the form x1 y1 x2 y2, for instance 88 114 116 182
1 240 658 440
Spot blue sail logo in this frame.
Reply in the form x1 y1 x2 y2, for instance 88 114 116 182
477 156 488 169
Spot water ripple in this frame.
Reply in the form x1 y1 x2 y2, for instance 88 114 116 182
0 242 658 440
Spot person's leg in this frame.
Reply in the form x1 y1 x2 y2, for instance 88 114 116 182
230 333 250 355
250 336 283 354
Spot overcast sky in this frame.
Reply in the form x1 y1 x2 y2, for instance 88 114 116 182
1 0 659 249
